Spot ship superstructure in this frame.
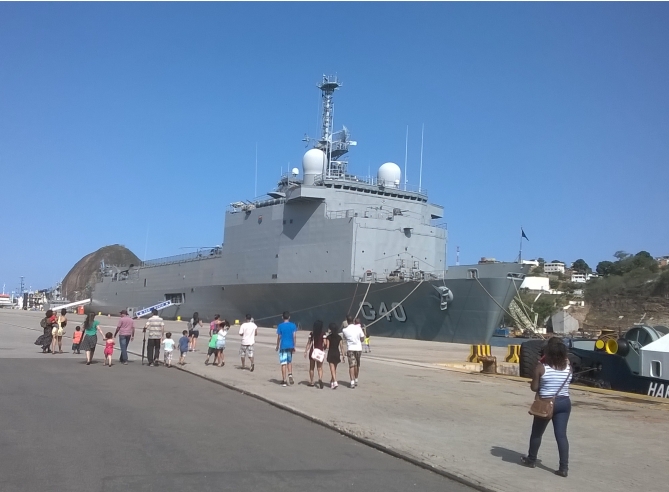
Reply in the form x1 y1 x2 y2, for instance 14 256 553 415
89 76 528 344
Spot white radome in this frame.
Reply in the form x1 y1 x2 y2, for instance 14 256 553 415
291 167 300 177
302 149 326 176
378 162 402 188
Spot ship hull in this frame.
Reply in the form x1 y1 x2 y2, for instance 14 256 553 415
89 264 525 344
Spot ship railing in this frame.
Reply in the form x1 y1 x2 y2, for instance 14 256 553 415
319 174 427 195
140 249 222 268
353 270 444 283
326 209 394 221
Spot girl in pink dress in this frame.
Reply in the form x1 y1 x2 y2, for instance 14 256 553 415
103 332 115 367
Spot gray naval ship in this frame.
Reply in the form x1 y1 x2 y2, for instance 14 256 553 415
89 76 528 344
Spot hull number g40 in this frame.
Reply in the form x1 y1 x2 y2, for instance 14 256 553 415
359 302 406 322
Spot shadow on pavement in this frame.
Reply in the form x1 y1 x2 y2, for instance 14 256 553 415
490 446 554 473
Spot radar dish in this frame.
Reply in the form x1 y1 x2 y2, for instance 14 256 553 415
378 162 402 188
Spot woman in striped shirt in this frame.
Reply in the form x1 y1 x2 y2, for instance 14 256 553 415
521 339 572 477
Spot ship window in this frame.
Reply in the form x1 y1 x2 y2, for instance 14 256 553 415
283 220 286 224
290 219 293 224
651 361 662 378
144 279 147 287
272 274 278 279
467 269 479 279
165 293 184 305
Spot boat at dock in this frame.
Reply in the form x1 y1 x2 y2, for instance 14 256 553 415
88 75 528 344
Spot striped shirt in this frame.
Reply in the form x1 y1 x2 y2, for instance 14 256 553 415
539 363 571 398
144 315 165 340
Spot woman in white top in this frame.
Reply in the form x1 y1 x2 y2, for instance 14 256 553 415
521 338 572 477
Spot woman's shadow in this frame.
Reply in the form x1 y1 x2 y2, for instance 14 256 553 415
490 446 553 473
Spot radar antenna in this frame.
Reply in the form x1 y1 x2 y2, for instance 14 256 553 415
303 75 356 180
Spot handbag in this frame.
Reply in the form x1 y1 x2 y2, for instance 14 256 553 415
529 367 571 419
311 348 325 363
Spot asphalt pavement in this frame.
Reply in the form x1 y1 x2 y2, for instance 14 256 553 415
0 315 471 492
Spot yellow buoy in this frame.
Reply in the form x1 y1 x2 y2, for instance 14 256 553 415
595 339 605 350
605 338 619 355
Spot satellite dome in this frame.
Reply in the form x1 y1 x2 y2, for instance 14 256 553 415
377 162 401 188
302 149 326 185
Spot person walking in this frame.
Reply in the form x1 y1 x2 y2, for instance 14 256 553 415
205 331 217 365
103 332 115 367
189 312 201 352
35 310 55 353
521 340 572 477
342 316 365 388
325 323 345 389
143 309 164 367
275 311 297 387
162 333 176 368
304 320 326 388
114 309 135 365
80 313 105 365
209 314 221 336
52 308 67 354
362 324 371 353
178 330 189 365
72 326 83 354
238 314 257 371
215 320 229 367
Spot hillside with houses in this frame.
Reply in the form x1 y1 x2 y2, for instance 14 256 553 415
509 252 669 335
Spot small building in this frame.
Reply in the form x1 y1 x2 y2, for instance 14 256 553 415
571 273 597 283
520 276 550 291
544 262 565 274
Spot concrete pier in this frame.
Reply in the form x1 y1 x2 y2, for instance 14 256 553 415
2 309 667 492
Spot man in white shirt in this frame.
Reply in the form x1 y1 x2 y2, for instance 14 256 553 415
342 315 365 388
239 313 258 372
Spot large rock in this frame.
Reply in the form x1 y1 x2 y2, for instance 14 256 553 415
63 245 140 301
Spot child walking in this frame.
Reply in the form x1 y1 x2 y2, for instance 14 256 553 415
72 326 83 354
162 332 176 368
103 332 115 367
363 324 371 353
205 331 217 365
178 330 189 365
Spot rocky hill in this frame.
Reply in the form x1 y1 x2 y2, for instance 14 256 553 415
62 245 140 301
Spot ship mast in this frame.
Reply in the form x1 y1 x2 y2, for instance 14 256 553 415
319 75 340 145
304 75 356 181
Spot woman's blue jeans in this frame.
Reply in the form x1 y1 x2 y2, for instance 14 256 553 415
527 396 571 470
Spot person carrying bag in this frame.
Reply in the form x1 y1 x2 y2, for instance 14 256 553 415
521 338 572 477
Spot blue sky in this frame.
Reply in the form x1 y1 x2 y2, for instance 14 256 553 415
1 2 668 290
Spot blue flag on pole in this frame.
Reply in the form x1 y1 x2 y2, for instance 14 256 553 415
521 228 529 241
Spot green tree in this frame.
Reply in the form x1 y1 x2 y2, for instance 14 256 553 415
596 260 614 276
614 250 630 261
571 259 590 274
537 257 545 265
